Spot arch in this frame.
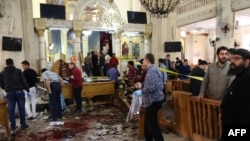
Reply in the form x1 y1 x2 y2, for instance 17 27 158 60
73 0 121 20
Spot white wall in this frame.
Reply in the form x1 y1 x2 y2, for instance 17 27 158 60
0 0 26 70
32 0 46 18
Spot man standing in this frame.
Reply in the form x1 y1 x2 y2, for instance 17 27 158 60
221 49 250 141
41 68 62 121
124 61 137 87
69 62 83 113
163 54 171 69
91 51 99 76
21 60 38 120
99 52 106 76
58 59 71 79
109 53 119 68
142 53 164 141
0 58 29 134
159 58 168 102
178 59 191 80
198 46 230 100
108 63 120 82
84 53 93 77
189 60 207 96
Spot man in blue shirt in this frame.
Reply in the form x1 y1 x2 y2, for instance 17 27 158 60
108 63 120 82
142 53 164 141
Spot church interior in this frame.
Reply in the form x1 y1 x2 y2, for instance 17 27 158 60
1 0 250 140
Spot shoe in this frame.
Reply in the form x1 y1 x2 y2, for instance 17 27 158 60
15 114 20 118
21 125 29 130
73 109 82 114
50 118 57 121
27 117 34 120
58 116 65 120
10 130 16 136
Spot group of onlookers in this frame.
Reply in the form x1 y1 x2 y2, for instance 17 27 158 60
163 46 250 141
84 51 119 77
0 59 37 134
2 45 250 140
0 58 83 135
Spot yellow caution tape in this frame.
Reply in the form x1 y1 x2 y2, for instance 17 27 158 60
158 67 204 81
118 56 135 59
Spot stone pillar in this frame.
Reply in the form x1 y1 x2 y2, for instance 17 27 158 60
115 33 121 57
216 0 234 48
61 29 69 61
128 36 133 57
144 37 149 54
144 25 152 54
73 20 83 69
34 18 46 70
21 0 38 70
140 35 144 58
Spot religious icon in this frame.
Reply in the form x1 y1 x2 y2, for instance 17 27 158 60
132 42 140 57
122 41 129 56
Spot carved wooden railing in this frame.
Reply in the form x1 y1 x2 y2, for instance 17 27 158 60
190 97 221 141
166 80 190 93
164 90 222 141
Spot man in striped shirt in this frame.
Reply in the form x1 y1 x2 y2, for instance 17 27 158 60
142 53 164 141
41 68 62 121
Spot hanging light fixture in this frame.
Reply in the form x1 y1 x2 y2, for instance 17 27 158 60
140 0 181 18
100 0 125 34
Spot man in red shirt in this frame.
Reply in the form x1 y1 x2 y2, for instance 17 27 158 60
69 62 83 113
124 61 137 87
109 53 119 68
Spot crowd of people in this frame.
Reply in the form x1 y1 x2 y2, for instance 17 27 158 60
0 58 84 135
113 46 250 141
84 51 119 77
1 46 250 140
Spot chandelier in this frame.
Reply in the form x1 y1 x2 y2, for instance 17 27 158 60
140 0 181 18
100 0 125 34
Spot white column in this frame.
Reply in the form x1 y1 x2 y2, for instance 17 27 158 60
140 35 144 58
216 0 234 48
73 35 81 69
144 37 150 54
115 37 121 57
61 29 69 61
38 31 46 69
112 34 116 54
128 37 133 57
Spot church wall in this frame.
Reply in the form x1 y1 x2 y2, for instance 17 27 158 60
32 0 46 18
0 0 26 70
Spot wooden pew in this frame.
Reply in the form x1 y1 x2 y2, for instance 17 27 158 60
162 91 222 141
81 81 115 106
190 97 221 141
0 100 9 137
61 81 115 106
165 80 190 93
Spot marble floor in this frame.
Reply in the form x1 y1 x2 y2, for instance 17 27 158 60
8 104 187 141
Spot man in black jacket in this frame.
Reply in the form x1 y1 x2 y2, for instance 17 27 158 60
221 49 250 140
0 58 29 134
189 60 207 96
